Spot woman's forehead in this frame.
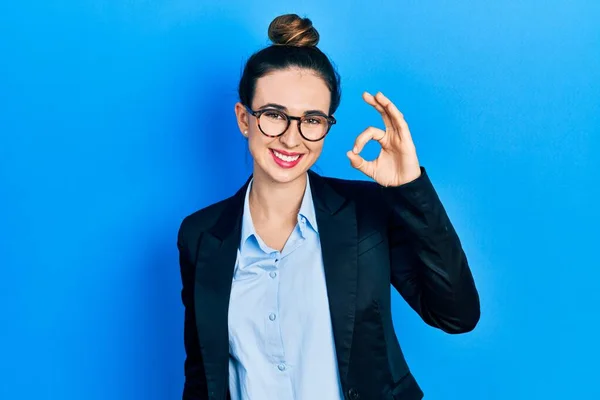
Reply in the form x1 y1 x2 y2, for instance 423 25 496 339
253 68 330 113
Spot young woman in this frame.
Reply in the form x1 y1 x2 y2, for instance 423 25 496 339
177 13 480 400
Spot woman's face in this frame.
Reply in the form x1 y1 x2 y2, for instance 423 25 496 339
236 68 332 185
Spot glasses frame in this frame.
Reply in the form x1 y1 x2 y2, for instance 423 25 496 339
244 105 336 142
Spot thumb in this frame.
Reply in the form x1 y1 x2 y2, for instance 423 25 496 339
346 150 370 174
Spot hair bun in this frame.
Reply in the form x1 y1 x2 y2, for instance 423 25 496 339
268 14 319 47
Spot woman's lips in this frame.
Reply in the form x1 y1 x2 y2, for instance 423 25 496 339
270 149 304 169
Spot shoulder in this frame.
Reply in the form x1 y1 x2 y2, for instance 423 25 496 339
177 195 234 247
178 175 250 245
315 173 383 203
310 172 389 224
317 166 434 205
314 173 391 234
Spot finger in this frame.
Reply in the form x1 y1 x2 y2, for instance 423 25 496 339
362 92 394 132
346 150 375 177
352 126 386 154
374 92 413 141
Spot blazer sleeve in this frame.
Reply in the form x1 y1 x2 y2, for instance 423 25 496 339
382 167 480 333
178 221 209 399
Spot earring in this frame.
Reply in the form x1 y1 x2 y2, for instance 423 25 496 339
243 130 248 136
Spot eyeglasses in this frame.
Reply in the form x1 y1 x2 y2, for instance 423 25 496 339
245 105 336 142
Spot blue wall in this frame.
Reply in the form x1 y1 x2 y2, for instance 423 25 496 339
1 1 598 399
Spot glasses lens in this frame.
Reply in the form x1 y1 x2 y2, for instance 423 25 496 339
300 115 328 140
258 110 288 136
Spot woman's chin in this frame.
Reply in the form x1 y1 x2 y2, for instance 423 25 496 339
268 169 304 184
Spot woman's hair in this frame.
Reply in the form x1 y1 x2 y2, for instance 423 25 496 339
238 14 341 115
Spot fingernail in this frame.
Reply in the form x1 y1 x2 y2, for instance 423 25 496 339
353 147 358 153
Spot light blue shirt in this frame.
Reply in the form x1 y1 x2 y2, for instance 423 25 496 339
227 175 344 400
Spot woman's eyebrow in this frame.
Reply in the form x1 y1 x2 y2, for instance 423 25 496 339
258 103 327 115
303 109 328 115
257 103 287 111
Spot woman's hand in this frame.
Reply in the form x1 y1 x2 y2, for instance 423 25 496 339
347 92 421 187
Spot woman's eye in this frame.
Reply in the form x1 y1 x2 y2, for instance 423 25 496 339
264 111 284 120
303 117 323 125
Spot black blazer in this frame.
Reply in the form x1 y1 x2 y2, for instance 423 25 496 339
177 167 480 400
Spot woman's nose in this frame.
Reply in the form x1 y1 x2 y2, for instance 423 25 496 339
279 121 302 147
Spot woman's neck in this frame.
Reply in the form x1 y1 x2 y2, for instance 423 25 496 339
249 168 307 221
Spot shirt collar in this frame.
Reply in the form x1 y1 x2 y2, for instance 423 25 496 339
240 174 319 248
298 175 318 234
240 180 256 248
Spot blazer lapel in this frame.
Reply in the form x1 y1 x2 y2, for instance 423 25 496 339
308 170 358 390
194 177 250 400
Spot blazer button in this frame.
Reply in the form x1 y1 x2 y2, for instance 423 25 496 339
348 388 360 400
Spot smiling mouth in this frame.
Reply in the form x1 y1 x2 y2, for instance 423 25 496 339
271 149 302 162
269 149 304 168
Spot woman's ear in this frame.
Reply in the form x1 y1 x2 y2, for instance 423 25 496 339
234 102 250 138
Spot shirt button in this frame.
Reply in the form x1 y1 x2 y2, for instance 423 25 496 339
269 313 277 321
277 363 286 371
269 271 277 279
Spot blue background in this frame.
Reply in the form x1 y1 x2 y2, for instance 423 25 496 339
1 1 598 399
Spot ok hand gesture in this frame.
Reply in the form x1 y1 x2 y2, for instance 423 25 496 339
347 92 421 187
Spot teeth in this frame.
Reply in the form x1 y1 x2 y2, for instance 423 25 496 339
273 150 300 162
